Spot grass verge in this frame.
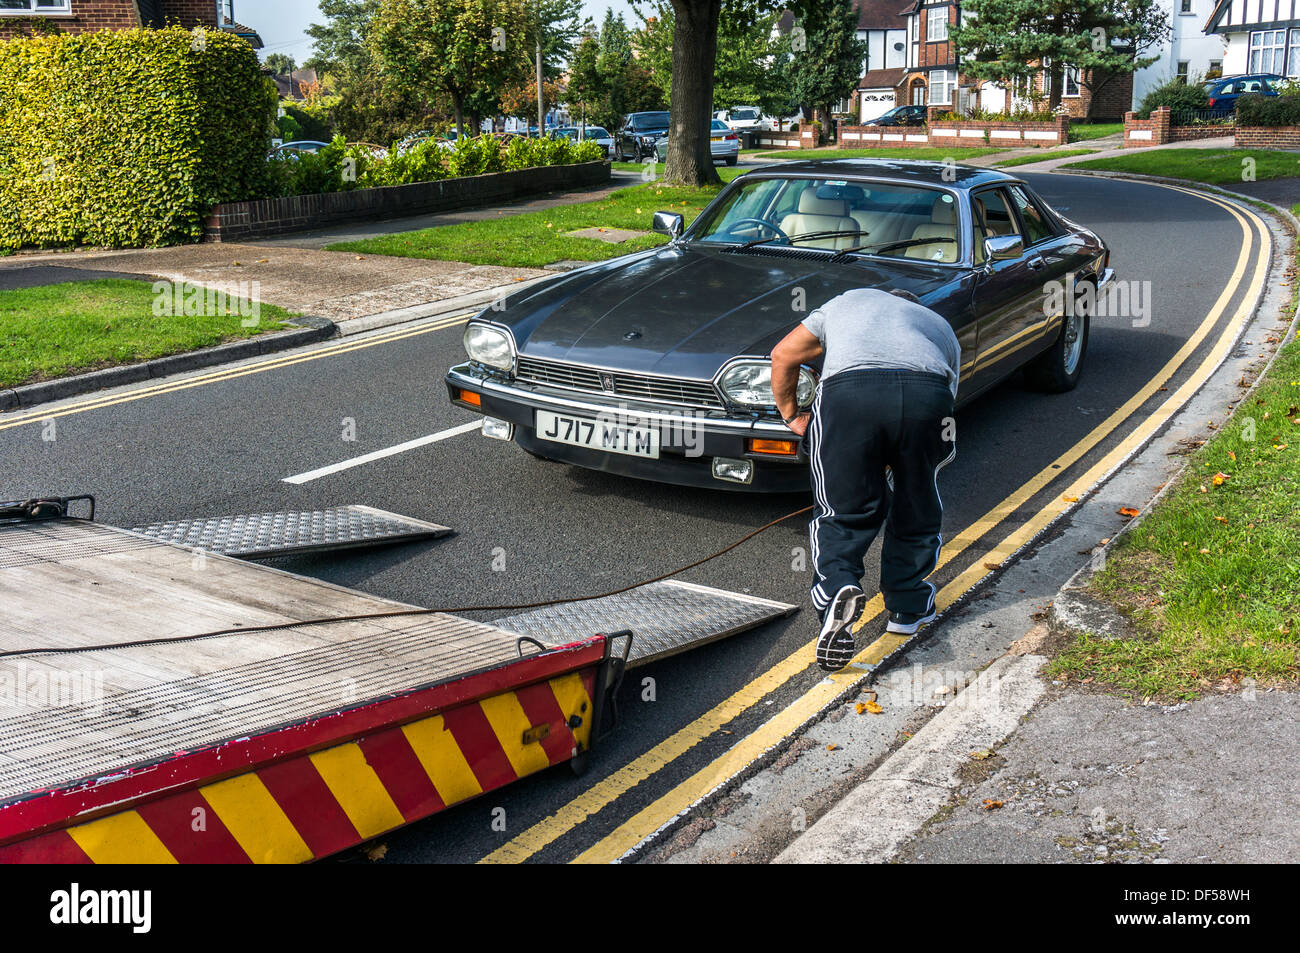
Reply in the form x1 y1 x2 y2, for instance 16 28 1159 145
1049 338 1300 699
0 279 293 389
993 148 1098 168
1062 148 1300 185
328 173 744 268
1067 122 1125 142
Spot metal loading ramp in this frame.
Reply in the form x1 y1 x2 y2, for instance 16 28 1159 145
128 505 451 559
491 579 798 668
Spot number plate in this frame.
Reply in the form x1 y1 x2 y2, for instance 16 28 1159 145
535 410 660 459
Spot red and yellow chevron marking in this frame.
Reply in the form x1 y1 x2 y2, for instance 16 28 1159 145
0 670 594 864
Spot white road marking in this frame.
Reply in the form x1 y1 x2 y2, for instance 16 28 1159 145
282 421 482 484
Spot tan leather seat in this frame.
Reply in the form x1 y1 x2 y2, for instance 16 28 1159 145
905 196 960 263
778 192 859 250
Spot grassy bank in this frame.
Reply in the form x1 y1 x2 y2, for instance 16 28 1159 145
1050 338 1300 699
1067 122 1124 142
0 279 293 389
1063 148 1300 185
328 173 744 268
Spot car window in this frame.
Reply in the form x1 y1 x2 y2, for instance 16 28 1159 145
711 120 730 131
972 189 1017 264
1008 186 1054 246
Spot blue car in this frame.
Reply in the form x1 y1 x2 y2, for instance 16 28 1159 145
1204 74 1284 115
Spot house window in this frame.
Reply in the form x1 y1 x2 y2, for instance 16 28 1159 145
1064 67 1081 97
1176 61 1190 83
927 6 948 43
1209 59 1223 76
929 69 955 105
1289 30 1300 78
1249 30 1287 75
1179 0 1192 12
218 1 234 25
0 1 71 12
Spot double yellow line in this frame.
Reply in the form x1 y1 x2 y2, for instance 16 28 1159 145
483 183 1271 864
0 312 473 434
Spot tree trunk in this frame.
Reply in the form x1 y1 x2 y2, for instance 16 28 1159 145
664 0 723 187
452 91 465 140
1047 62 1064 111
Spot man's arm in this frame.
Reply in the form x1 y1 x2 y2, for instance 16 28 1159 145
771 325 824 436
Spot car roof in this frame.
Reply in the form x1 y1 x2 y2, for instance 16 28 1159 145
743 158 1022 189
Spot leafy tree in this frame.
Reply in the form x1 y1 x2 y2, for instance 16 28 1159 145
949 0 1170 116
305 0 381 78
263 53 297 76
777 0 865 136
598 10 634 71
369 0 531 138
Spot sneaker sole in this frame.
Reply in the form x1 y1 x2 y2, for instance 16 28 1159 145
816 590 864 671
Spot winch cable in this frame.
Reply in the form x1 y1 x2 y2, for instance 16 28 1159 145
0 505 813 659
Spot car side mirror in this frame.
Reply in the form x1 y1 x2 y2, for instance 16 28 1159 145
985 235 1024 262
653 211 685 239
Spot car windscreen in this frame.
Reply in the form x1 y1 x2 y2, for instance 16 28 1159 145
730 108 760 120
711 120 731 131
690 177 962 261
631 113 670 129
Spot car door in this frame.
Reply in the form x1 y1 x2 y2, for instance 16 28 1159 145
967 186 1051 394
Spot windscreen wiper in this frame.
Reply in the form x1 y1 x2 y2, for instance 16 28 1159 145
733 230 864 252
829 236 957 263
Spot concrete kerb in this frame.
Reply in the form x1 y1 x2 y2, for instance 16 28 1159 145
0 316 335 413
0 270 558 413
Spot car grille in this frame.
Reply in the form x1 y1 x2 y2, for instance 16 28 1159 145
515 357 724 409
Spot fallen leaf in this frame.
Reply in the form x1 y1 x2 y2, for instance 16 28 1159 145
826 744 839 751
1199 548 1211 554
1212 472 1230 486
982 799 1004 810
1214 515 1229 524
983 561 1002 570
969 749 993 760
856 700 883 715
1228 450 1237 461
1063 495 1078 503
366 843 388 861
1118 507 1141 519
1198 485 1208 494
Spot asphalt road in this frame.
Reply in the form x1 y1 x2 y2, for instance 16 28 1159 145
0 172 1268 863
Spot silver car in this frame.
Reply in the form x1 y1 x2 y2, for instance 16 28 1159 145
656 119 740 165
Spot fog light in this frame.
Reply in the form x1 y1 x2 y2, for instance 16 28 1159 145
482 416 514 441
712 457 754 484
455 388 482 408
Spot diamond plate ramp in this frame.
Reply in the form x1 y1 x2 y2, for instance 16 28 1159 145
492 579 798 668
129 505 451 559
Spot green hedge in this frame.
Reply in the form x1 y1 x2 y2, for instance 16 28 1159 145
0 26 277 250
1236 92 1300 127
1136 77 1208 119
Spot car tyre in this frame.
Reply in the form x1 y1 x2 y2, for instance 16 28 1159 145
1025 281 1091 393
725 155 738 166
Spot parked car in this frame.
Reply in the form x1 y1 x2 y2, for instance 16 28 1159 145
863 105 928 127
552 125 614 156
445 160 1114 492
654 119 740 165
1203 74 1284 115
614 111 670 161
714 106 764 133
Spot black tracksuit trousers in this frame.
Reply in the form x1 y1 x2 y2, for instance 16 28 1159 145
807 369 956 621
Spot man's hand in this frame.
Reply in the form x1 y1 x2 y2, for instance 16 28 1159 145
786 412 810 437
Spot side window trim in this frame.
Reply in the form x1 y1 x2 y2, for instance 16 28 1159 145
972 186 1022 259
1006 185 1056 249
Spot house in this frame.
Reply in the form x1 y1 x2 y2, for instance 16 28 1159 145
1133 1 1225 106
845 2 1135 121
851 0 909 122
0 1 263 47
274 68 324 102
1205 0 1299 81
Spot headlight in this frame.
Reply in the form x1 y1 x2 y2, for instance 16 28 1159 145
717 361 816 409
463 323 515 371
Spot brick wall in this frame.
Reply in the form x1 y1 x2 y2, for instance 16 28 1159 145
0 1 217 41
838 114 1070 150
1125 107 1234 147
206 161 612 242
1236 126 1300 150
751 131 802 150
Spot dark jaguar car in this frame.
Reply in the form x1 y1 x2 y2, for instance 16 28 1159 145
445 159 1115 492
